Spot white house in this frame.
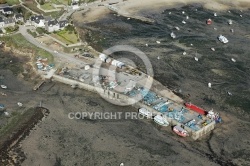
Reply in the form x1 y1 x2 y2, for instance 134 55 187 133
30 15 45 27
14 14 24 22
4 18 15 27
45 19 68 32
72 2 79 10
45 19 59 32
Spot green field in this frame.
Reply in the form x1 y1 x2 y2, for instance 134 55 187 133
40 2 55 10
6 0 20 5
0 34 54 63
51 27 79 44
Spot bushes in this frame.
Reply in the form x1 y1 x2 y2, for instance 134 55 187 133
27 29 37 37
5 25 19 33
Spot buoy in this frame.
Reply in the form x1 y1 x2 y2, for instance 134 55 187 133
120 163 124 166
190 43 193 46
214 13 217 17
228 10 231 13
240 14 243 17
208 82 212 88
194 57 199 61
169 12 171 15
145 43 148 47
157 56 160 60
127 17 130 20
214 27 217 30
186 16 189 19
182 11 185 14
183 51 186 55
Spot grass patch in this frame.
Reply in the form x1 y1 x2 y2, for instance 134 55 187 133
41 2 55 10
51 27 79 44
0 34 54 63
6 0 20 5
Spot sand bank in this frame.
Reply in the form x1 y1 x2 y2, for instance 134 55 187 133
117 0 250 13
76 0 250 23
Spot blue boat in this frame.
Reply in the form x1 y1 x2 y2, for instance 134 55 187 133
0 104 5 109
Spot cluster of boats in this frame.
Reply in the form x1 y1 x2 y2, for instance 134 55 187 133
138 108 189 137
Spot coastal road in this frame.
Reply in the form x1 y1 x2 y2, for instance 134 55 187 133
18 25 86 66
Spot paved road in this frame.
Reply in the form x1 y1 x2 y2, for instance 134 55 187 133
19 25 86 66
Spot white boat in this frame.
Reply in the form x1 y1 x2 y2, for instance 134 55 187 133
186 16 189 19
175 26 180 30
154 116 168 126
154 115 169 126
156 41 161 44
138 108 152 118
182 20 186 24
17 102 23 107
170 32 176 39
218 35 229 43
1 85 7 89
231 58 236 62
214 13 217 17
228 19 232 25
211 47 215 51
194 57 199 61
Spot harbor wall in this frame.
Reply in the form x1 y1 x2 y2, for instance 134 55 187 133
52 74 215 140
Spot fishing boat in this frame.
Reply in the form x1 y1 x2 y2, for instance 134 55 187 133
138 108 152 118
218 35 229 43
1 85 7 89
154 115 169 126
184 102 207 115
173 125 189 137
206 18 212 25
170 32 176 39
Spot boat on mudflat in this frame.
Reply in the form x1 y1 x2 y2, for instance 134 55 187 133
218 35 229 43
184 102 207 115
154 115 169 126
173 125 189 137
138 108 152 118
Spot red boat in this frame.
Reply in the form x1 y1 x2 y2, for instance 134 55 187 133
206 18 212 25
184 102 207 115
173 126 188 137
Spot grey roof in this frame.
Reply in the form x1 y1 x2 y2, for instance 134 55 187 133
30 15 44 23
48 19 59 26
44 16 52 22
15 14 23 19
59 20 67 28
4 18 15 24
3 7 13 13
